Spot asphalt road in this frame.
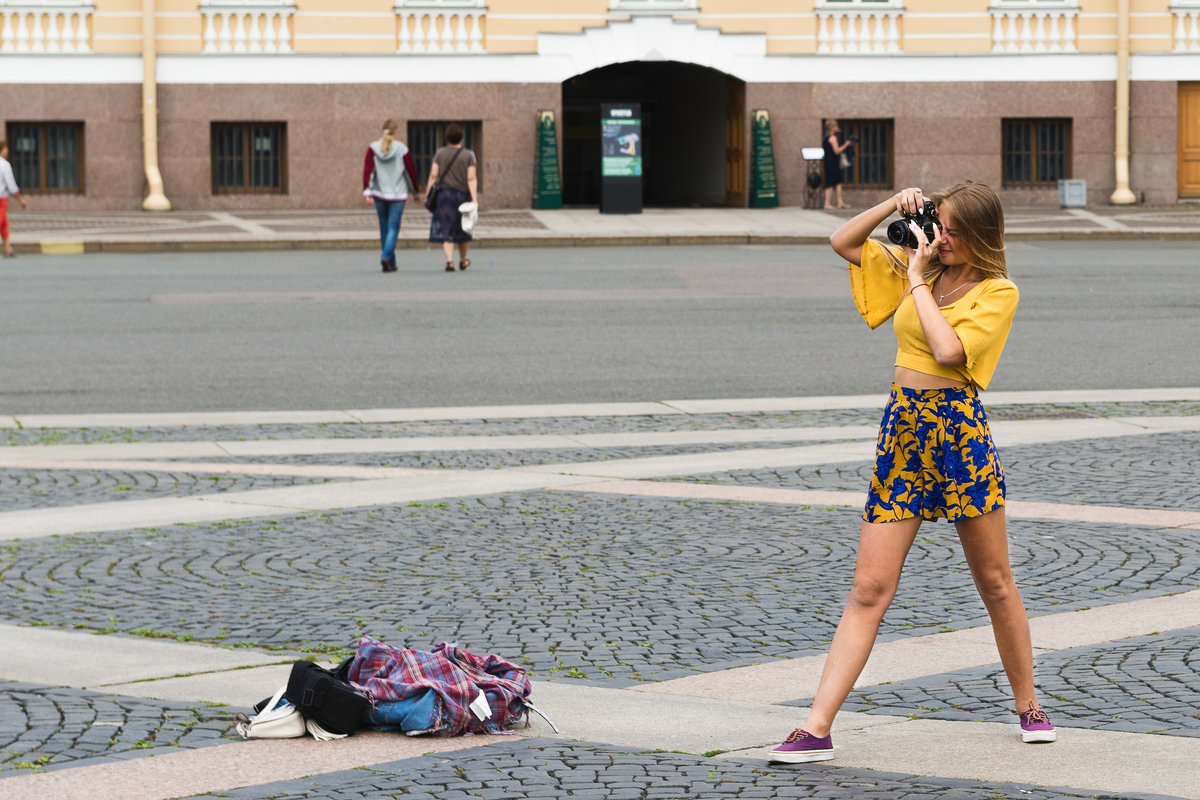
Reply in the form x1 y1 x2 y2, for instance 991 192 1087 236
1 240 1197 414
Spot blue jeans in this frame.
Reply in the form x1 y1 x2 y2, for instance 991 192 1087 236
373 198 405 265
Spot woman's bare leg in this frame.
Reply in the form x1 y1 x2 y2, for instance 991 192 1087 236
956 508 1040 712
801 517 921 736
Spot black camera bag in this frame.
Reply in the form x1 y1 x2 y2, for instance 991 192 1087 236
285 659 369 735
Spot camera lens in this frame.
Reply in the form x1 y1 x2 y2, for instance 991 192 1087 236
886 220 914 248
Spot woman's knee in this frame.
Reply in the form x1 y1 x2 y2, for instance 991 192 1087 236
973 570 1017 607
846 575 898 611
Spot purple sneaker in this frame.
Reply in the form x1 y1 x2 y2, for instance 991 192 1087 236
1019 704 1056 743
768 728 834 763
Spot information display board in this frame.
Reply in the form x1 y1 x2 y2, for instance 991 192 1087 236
600 103 642 214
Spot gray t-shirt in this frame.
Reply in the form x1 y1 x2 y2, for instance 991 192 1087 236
433 146 476 192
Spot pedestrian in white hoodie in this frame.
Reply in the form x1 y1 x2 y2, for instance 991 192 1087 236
362 120 418 273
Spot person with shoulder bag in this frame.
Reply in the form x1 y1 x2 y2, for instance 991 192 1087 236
424 124 478 273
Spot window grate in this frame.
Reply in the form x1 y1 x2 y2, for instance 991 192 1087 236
211 122 287 195
838 119 892 190
1002 118 1070 188
5 122 84 195
406 121 482 189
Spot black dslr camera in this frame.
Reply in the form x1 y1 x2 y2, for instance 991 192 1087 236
886 200 939 249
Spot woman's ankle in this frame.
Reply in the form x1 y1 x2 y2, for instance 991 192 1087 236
801 718 833 738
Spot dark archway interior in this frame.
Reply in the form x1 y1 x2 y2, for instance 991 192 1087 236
562 61 735 207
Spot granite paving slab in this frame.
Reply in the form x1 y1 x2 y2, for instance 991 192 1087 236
4 401 1198 448
199 441 855 471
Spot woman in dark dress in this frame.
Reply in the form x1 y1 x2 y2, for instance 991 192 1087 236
425 124 478 272
822 119 853 210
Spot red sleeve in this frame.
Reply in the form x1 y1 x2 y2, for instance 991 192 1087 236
362 148 375 191
403 151 418 191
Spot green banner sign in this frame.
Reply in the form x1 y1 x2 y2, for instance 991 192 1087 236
532 109 563 209
749 109 779 208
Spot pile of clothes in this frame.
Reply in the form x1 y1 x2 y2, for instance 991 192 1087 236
236 636 556 740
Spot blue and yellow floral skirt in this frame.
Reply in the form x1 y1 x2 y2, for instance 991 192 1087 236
864 384 1005 523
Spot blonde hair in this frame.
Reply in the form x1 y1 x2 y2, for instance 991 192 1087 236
823 119 839 135
884 181 1009 286
930 182 1008 281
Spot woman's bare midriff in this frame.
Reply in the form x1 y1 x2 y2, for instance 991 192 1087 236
893 366 968 390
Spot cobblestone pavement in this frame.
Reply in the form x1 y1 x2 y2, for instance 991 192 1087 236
671 431 1200 510
829 626 1200 738
0 409 885 447
0 682 233 773
3 496 1198 679
0 469 337 512
0 394 1197 799
174 739 1173 800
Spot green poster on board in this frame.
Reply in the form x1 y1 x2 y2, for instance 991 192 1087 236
532 109 563 209
749 109 779 208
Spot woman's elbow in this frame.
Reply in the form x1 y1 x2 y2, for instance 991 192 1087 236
933 348 967 367
829 229 855 261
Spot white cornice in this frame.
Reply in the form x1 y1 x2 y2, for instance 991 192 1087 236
153 52 1117 84
0 55 142 83
6 52 1200 85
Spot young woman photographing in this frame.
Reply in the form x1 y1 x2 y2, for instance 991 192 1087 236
769 182 1055 764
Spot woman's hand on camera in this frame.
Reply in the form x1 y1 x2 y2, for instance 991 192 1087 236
905 220 941 281
895 187 926 216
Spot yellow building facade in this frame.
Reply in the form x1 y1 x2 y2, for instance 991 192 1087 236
2 0 1198 209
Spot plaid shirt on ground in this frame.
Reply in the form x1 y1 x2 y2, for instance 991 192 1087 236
347 636 531 735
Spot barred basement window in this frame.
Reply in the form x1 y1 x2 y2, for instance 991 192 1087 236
5 122 85 195
1002 118 1071 189
407 121 482 189
211 122 287 195
839 119 892 190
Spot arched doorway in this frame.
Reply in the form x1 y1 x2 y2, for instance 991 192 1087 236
561 62 745 207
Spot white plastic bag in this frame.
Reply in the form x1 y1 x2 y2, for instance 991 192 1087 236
235 686 306 739
458 201 478 233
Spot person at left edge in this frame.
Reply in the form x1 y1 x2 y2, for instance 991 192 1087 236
363 119 418 273
1 140 29 258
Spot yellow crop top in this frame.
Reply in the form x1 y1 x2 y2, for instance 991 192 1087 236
849 239 1018 390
